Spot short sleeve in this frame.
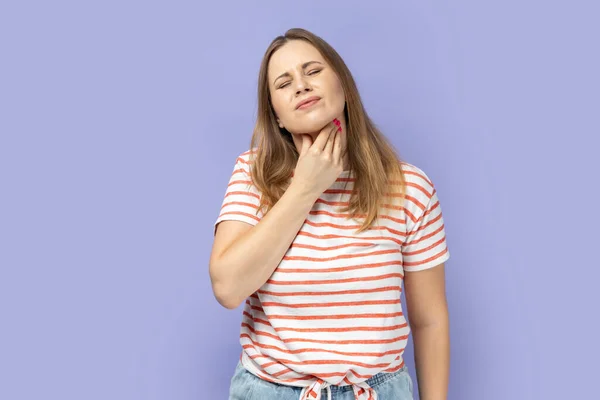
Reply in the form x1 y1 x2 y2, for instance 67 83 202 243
401 167 450 272
213 154 264 235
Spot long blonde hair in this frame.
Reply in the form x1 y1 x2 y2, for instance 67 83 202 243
250 28 407 233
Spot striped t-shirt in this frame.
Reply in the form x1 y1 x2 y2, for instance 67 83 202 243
214 149 450 400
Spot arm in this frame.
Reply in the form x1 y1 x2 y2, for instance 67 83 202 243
209 181 319 309
210 121 343 310
404 262 450 400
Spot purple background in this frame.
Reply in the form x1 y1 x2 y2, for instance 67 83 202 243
1 1 598 399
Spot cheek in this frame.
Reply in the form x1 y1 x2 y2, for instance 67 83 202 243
331 80 345 107
321 73 345 109
270 94 288 120
324 83 345 116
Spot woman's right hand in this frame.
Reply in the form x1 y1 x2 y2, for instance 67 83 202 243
291 119 344 198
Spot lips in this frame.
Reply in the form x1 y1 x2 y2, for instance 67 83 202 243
296 96 321 110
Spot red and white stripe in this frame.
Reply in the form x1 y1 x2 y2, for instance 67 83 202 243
215 149 450 399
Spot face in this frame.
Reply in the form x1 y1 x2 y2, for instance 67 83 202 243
268 40 346 134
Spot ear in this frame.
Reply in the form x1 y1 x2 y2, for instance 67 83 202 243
277 119 284 128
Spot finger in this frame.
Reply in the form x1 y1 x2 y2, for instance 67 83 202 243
300 134 313 156
332 128 342 163
311 121 337 151
323 125 336 155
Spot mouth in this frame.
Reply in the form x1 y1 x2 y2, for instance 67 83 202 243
296 96 321 110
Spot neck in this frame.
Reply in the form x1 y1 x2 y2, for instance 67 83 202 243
290 133 350 171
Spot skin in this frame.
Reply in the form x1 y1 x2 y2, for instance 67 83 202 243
267 39 350 170
405 264 450 400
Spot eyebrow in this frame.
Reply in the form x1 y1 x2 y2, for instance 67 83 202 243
273 61 323 85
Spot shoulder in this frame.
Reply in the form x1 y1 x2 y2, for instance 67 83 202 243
233 147 259 172
400 161 436 199
236 147 259 164
397 162 441 222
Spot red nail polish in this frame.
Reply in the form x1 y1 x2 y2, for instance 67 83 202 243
333 118 340 126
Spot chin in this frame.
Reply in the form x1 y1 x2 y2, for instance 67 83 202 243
292 115 335 134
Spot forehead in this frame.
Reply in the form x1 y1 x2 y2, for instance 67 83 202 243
268 40 325 77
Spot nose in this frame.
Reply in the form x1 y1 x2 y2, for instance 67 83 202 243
294 77 312 96
296 87 311 95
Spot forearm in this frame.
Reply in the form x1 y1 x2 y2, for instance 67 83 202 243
211 182 318 308
412 317 450 400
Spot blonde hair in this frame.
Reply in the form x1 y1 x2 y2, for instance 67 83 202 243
250 28 406 233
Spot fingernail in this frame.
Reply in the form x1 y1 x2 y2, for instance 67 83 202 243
338 127 342 132
333 118 340 126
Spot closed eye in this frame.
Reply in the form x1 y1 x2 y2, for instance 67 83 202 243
277 69 322 89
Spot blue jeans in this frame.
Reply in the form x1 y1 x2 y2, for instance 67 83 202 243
228 361 414 400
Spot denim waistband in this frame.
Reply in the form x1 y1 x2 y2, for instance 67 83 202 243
238 357 408 399
319 364 407 394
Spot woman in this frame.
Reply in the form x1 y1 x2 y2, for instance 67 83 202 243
210 28 450 400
